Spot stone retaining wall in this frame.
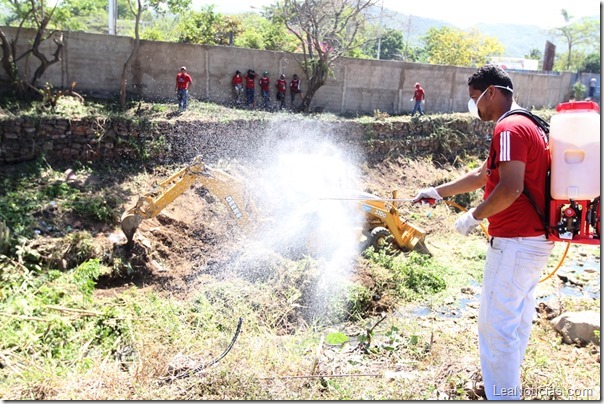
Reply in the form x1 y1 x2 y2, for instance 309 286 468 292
0 115 501 167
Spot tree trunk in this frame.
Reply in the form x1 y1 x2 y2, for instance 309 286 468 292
0 29 18 86
119 0 142 109
0 23 61 99
30 29 63 90
300 61 329 112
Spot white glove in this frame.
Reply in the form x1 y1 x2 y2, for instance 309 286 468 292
413 187 442 204
454 208 482 236
410 98 414 102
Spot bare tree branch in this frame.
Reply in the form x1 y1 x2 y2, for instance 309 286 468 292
278 0 377 111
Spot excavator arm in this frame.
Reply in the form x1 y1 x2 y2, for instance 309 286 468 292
120 155 258 245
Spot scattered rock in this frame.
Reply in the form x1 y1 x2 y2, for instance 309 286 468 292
551 311 600 346
151 259 168 272
464 380 486 399
64 168 77 182
461 286 478 295
536 301 562 320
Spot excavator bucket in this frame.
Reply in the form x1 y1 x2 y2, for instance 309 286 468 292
121 209 143 246
399 221 430 254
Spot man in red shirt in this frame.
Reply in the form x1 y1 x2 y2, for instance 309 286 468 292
413 64 553 400
232 70 243 105
259 71 270 109
289 74 302 109
275 73 287 110
175 66 192 112
411 82 425 116
244 69 256 107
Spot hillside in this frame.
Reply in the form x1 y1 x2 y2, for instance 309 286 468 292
374 6 554 58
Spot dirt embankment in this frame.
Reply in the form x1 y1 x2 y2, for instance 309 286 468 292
88 114 485 304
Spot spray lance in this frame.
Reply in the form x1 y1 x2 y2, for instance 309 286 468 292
318 196 437 205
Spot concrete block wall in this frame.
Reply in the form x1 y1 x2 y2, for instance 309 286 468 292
1 26 575 114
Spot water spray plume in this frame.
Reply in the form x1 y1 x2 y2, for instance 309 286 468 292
240 118 366 320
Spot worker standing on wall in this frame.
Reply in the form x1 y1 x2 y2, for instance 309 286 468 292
232 70 244 105
245 69 256 107
276 74 287 110
289 74 302 110
259 71 271 109
410 82 425 116
175 66 193 112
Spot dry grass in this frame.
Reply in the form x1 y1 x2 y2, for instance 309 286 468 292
0 110 598 400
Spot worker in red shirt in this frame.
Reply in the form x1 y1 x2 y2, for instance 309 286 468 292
413 65 553 399
259 71 270 109
232 70 243 105
175 66 192 112
245 69 256 107
275 73 287 110
289 74 302 109
411 82 425 116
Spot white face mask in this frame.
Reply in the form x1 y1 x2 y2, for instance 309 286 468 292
467 85 514 119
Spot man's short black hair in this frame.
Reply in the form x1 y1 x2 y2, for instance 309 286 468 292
467 64 513 92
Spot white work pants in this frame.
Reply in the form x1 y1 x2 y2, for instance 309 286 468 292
478 235 554 400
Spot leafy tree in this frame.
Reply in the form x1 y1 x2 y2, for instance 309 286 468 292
422 26 504 67
239 11 297 51
272 0 377 112
370 28 404 60
525 48 542 60
0 0 66 98
581 53 600 74
58 0 104 31
262 23 297 51
551 10 600 71
140 16 181 41
553 49 590 74
404 46 428 63
178 5 223 44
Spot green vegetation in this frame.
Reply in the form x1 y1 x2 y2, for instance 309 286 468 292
422 26 504 66
363 249 447 299
0 100 599 399
0 159 121 243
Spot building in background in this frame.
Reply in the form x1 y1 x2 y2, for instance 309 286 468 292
489 56 539 71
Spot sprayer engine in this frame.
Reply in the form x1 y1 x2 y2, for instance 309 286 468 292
555 200 582 239
548 197 600 245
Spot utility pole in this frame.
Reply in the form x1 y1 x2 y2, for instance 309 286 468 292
403 14 412 61
108 0 117 35
376 0 384 59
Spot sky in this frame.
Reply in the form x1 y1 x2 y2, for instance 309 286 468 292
191 0 601 29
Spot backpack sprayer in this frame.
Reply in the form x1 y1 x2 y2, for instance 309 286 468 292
546 101 600 245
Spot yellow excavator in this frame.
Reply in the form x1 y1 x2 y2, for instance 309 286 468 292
120 156 428 254
120 155 258 246
354 190 429 254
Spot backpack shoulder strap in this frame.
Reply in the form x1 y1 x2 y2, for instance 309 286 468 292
501 108 550 134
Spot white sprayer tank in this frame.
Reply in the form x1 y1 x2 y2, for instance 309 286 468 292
549 101 600 200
